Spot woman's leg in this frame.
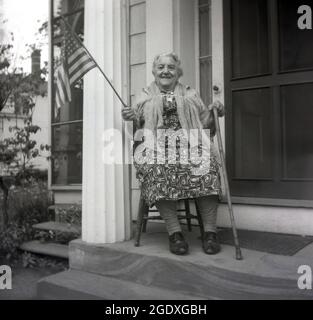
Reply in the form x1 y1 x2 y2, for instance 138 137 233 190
155 199 188 255
195 195 219 233
195 195 220 254
155 199 181 235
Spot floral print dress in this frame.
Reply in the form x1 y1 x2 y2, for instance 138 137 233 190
134 92 221 207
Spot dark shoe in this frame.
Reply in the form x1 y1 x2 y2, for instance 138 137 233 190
169 232 189 255
202 232 221 255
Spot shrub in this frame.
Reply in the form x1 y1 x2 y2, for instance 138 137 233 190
57 205 82 226
51 205 82 244
9 180 53 224
0 181 53 261
0 222 25 261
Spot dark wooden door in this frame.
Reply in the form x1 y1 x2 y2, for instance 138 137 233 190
224 0 313 200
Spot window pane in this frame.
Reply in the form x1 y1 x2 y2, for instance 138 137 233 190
130 64 146 96
130 3 146 35
199 5 211 57
53 87 83 123
200 59 212 106
231 0 270 78
130 33 146 65
130 0 145 5
232 88 273 179
52 0 85 186
54 0 84 16
52 123 83 185
281 83 313 179
278 0 313 71
199 0 210 6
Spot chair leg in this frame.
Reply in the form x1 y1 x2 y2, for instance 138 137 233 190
135 197 148 247
184 199 192 232
195 201 205 240
142 206 149 233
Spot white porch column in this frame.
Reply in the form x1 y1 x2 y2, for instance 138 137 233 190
82 0 131 244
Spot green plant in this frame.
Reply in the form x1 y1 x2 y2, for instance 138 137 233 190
0 222 25 261
0 41 49 228
51 205 82 244
10 181 53 227
22 252 68 270
0 182 53 262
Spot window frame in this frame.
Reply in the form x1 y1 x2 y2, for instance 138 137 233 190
197 0 213 106
50 0 85 187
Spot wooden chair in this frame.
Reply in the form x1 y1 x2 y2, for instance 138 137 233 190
134 195 204 247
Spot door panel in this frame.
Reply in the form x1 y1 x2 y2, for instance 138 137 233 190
224 0 313 200
278 1 313 72
232 88 273 180
281 83 313 180
231 0 270 78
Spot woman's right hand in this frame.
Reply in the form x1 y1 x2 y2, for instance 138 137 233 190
121 107 136 121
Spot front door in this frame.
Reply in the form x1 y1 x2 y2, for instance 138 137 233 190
224 0 313 201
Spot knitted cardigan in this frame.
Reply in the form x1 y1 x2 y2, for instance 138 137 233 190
133 81 214 132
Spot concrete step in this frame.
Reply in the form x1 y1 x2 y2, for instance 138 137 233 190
20 241 69 259
37 269 206 300
33 221 81 234
67 234 313 300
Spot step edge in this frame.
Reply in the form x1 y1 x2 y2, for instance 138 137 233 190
20 240 69 259
33 221 81 233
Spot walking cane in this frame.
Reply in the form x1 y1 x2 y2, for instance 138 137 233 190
212 105 243 261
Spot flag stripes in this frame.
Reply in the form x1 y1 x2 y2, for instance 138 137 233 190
54 19 96 113
55 61 71 113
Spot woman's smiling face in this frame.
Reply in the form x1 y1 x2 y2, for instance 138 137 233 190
153 56 180 92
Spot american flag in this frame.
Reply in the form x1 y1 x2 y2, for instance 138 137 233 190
55 19 96 112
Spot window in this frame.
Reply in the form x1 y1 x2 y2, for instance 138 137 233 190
51 0 84 186
231 0 270 78
198 0 212 106
129 0 146 104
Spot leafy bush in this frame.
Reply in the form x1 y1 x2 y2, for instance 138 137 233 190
9 180 53 227
0 181 53 262
57 205 82 226
0 222 25 261
21 252 68 270
50 205 82 244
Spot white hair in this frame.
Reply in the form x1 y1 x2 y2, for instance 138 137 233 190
152 52 183 78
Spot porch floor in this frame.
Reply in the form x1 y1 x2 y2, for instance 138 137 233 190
37 222 313 300
105 222 313 280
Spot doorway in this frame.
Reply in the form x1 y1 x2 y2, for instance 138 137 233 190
224 0 313 201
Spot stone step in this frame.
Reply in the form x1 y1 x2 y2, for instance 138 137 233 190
37 269 206 300
33 221 81 234
68 238 313 300
20 241 69 259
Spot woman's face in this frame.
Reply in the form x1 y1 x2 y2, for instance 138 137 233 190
153 56 180 92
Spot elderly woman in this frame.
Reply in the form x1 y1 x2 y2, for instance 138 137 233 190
122 53 225 256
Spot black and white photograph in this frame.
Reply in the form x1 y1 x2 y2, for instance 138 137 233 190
1 0 313 306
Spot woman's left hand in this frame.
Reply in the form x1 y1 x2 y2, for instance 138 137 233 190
209 100 225 117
